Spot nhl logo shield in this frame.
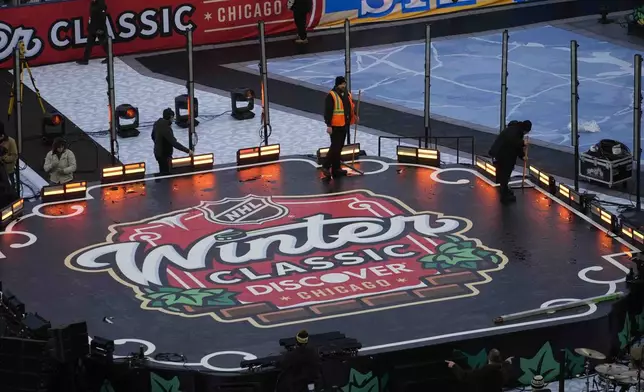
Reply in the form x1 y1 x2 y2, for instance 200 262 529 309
198 195 288 225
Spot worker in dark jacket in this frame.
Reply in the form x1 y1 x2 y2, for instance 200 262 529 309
488 120 531 204
152 108 192 174
276 330 321 392
288 0 313 43
321 76 357 178
446 349 512 392
77 0 109 65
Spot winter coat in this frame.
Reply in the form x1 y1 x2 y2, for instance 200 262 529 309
0 136 17 174
151 118 190 158
44 149 77 184
488 123 526 166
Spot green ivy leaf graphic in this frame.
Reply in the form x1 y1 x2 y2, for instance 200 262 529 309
341 369 381 392
518 342 560 385
142 287 238 309
563 349 585 378
150 373 181 392
99 380 116 392
455 349 488 370
619 312 632 349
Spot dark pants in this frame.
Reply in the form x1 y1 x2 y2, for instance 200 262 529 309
323 126 347 171
495 161 513 198
293 10 308 40
83 29 108 61
156 155 170 175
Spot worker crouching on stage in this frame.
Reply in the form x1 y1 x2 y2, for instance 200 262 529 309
321 76 358 178
488 120 531 204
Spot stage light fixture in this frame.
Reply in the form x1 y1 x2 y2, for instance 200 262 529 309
231 88 256 120
1 198 23 228
236 144 280 166
528 165 556 194
474 156 497 180
396 145 440 167
174 94 199 128
115 104 140 138
590 201 618 232
621 220 644 249
316 144 361 164
42 112 65 143
556 183 589 212
170 153 214 173
90 336 115 364
41 181 87 203
101 162 146 184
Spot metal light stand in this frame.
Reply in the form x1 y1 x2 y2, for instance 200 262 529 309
344 18 352 145
571 40 580 191
500 30 509 132
12 44 22 196
424 24 431 148
258 21 270 146
634 54 642 211
107 35 117 165
187 27 196 151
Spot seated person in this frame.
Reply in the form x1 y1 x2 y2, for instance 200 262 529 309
43 138 77 184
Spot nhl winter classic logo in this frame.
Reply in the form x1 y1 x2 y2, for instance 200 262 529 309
65 191 508 327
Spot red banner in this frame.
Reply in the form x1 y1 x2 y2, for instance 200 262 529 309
0 0 323 69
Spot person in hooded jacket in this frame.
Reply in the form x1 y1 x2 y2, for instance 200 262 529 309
152 108 193 175
77 0 109 65
488 120 531 204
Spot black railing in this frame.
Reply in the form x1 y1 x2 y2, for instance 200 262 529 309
377 136 475 165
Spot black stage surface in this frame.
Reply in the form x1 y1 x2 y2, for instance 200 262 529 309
1 157 635 371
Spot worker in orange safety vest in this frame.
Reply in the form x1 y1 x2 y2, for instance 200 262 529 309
321 76 358 178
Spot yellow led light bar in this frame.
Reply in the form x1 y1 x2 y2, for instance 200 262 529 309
170 153 214 173
529 165 556 193
316 144 361 162
236 144 281 166
101 162 146 183
41 182 87 203
1 198 25 226
396 146 440 167
1 206 11 221
620 219 644 248
193 153 214 166
474 156 496 178
590 202 616 232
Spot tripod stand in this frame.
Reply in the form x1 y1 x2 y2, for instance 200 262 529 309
8 41 46 120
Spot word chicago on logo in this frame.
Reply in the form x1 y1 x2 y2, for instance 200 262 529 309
66 192 508 327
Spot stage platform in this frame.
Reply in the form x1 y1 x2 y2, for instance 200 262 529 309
0 157 635 373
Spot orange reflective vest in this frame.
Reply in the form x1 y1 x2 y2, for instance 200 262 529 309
329 90 356 127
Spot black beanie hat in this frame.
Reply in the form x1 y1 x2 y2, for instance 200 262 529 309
522 120 532 132
163 108 175 120
335 76 346 86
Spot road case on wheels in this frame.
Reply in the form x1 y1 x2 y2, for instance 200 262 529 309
579 152 632 188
